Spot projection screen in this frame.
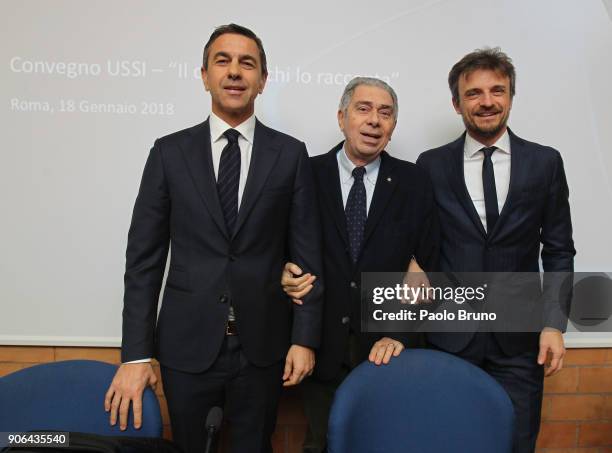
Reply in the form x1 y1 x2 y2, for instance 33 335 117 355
1 0 611 347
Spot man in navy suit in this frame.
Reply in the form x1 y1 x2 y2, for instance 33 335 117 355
104 24 323 453
282 77 438 453
417 48 575 453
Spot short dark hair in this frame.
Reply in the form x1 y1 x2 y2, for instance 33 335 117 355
202 23 267 76
448 47 515 102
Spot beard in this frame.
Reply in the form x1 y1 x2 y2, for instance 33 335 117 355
463 110 509 139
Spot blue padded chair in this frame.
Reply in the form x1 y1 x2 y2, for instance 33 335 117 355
0 359 162 437
328 349 514 453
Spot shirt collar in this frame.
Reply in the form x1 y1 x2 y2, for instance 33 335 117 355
337 144 381 185
209 111 256 144
464 129 511 158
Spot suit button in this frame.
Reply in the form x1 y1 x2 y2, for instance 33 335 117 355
341 316 350 325
219 294 229 304
229 254 236 261
350 281 358 289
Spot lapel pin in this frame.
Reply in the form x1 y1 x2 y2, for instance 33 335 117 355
387 177 392 183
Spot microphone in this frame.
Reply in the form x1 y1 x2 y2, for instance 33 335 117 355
204 406 223 453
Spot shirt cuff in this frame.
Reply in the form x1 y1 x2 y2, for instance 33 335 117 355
124 358 152 364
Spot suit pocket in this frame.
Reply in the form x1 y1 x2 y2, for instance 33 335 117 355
166 268 191 293
389 219 416 237
519 181 546 199
514 187 546 209
262 183 292 195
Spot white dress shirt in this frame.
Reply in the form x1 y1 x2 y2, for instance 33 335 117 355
125 113 255 364
337 145 381 214
463 130 511 232
209 111 255 207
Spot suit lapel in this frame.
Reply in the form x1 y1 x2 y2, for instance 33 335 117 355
318 143 349 248
447 133 487 238
181 120 228 239
362 151 399 245
233 119 281 238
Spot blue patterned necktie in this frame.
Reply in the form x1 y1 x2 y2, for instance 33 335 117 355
481 146 499 233
345 166 367 263
217 129 241 235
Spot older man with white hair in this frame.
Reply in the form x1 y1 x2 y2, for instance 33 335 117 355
281 77 439 453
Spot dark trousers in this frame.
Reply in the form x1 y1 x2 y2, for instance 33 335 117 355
161 335 284 453
301 333 361 453
429 332 544 453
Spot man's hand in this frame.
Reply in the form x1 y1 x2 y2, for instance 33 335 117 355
368 337 404 365
282 344 315 386
538 328 566 377
401 258 432 304
104 362 158 430
281 262 316 305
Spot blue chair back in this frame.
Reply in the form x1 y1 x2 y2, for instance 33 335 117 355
0 359 162 437
328 349 514 453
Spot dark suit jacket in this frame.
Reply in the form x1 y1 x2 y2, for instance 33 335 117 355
312 143 439 380
417 129 575 355
121 119 323 373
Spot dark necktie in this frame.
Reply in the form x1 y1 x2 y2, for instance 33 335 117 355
217 129 241 235
481 146 499 233
345 166 367 263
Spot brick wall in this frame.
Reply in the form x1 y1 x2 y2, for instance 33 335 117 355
1 346 610 453
537 349 612 452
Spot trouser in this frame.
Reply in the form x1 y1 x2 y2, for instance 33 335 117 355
301 333 361 453
429 332 544 453
161 335 284 453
